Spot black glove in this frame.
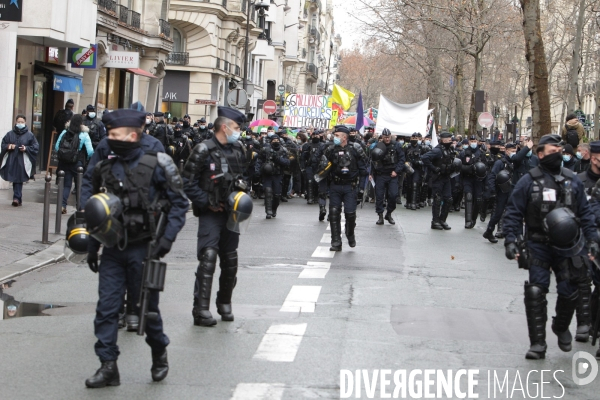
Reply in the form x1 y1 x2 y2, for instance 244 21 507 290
87 252 99 273
505 242 519 260
587 240 600 257
433 167 441 174
151 237 173 259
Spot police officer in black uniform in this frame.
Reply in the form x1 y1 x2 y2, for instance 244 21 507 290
195 117 209 144
84 109 188 387
315 130 331 221
256 134 290 218
181 114 194 138
421 132 455 230
152 112 171 149
405 133 423 210
279 129 299 202
302 131 322 204
373 128 405 225
320 125 367 251
84 105 107 149
182 107 249 327
483 141 515 243
503 134 599 360
459 135 486 228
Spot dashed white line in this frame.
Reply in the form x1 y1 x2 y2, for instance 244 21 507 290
280 285 322 312
299 261 331 279
231 383 285 400
320 233 329 243
253 323 308 362
311 246 336 258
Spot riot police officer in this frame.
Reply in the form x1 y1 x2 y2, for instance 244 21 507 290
181 114 194 138
373 128 405 224
315 130 332 221
84 109 188 387
483 141 515 243
460 135 486 228
167 124 193 169
319 125 367 251
256 132 290 218
152 112 172 149
503 134 599 360
196 117 209 143
421 131 455 230
302 131 322 204
182 107 250 327
83 105 107 149
279 129 299 202
405 133 424 210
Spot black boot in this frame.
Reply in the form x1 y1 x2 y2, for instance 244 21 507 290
318 203 327 221
431 196 443 230
329 207 342 251
439 200 451 230
575 283 592 342
376 213 384 225
483 228 498 243
345 212 357 248
385 211 395 225
464 193 475 229
552 291 579 352
125 293 138 332
192 248 218 327
85 361 120 388
524 283 548 359
264 187 274 219
272 195 280 218
307 180 314 204
151 349 169 382
495 216 505 238
216 251 238 322
479 199 487 222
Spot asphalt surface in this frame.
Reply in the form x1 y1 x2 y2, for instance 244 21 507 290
0 197 599 399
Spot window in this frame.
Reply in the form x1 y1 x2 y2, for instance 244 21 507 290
173 28 183 53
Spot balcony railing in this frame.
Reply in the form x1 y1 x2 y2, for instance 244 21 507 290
98 0 117 13
159 19 171 38
216 57 221 69
118 5 128 24
129 10 141 29
235 65 241 76
307 63 318 79
166 52 190 66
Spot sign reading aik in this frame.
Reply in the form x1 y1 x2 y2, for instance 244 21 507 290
283 94 332 129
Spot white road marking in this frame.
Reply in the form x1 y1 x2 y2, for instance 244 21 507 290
231 383 285 400
320 233 329 243
280 285 322 312
311 246 335 258
253 323 308 362
299 261 331 279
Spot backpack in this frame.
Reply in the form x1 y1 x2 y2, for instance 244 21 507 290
566 125 580 147
57 131 80 164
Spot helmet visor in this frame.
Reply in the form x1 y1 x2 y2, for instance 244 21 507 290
227 210 252 234
89 216 123 248
63 242 87 264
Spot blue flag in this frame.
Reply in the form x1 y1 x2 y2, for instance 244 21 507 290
355 91 364 134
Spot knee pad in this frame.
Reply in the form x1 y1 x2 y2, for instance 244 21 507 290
465 192 473 202
329 206 341 220
524 283 548 299
199 247 218 274
220 251 238 268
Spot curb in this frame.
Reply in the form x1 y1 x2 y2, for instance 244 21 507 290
0 240 67 283
0 255 66 283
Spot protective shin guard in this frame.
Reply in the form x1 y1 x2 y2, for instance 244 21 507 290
193 248 218 326
552 291 579 352
345 212 357 247
273 195 280 217
307 180 314 204
478 198 487 222
411 182 419 210
464 193 474 229
329 207 342 251
524 283 548 359
575 283 592 342
264 187 274 218
216 251 238 321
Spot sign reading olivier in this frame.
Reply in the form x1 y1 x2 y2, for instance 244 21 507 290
283 94 332 129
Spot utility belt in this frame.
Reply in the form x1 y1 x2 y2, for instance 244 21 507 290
331 176 357 186
527 230 550 244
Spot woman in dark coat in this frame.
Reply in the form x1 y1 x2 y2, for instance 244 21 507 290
0 114 40 206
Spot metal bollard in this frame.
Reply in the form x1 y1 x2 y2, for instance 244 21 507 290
76 166 84 211
42 174 52 244
55 170 65 234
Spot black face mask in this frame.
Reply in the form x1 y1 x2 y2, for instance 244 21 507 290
183 121 190 128
540 152 563 174
174 130 182 137
107 139 141 158
312 137 320 143
349 135 356 142
490 148 500 155
442 142 452 149
410 140 418 146
272 142 281 150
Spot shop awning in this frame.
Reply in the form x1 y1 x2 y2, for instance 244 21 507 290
127 68 157 79
35 62 84 94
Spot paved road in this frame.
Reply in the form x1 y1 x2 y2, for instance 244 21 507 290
0 198 598 399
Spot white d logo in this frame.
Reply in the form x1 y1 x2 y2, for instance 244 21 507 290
572 351 599 386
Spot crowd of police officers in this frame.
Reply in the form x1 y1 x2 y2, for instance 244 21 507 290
58 103 600 388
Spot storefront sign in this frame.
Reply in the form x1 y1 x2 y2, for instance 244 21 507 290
0 0 23 22
195 99 218 105
46 47 61 64
104 51 140 69
68 45 97 69
53 75 83 94
163 71 190 103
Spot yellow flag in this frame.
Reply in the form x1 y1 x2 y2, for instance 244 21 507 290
331 84 355 111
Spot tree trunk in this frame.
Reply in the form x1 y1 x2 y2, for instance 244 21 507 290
520 0 552 142
468 51 483 137
594 63 600 140
455 54 465 135
566 0 586 113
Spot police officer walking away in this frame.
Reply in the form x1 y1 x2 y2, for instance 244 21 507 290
421 132 455 230
372 128 405 225
183 107 251 327
320 126 367 251
83 105 107 149
84 109 188 387
503 134 599 360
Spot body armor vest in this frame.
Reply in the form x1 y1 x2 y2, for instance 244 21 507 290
525 167 576 233
382 143 398 167
328 145 359 183
406 145 421 163
85 119 101 146
433 146 455 174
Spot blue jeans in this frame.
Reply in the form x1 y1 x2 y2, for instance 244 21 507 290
58 162 81 207
13 182 23 203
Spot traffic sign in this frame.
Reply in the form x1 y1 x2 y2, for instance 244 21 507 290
227 88 248 109
263 100 277 114
278 84 285 94
478 112 494 128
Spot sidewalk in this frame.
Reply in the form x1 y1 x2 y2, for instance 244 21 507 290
0 173 76 281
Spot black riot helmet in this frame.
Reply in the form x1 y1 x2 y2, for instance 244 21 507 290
227 191 253 233
473 162 487 180
85 193 124 248
496 169 512 193
261 162 274 175
452 158 462 173
543 207 585 257
64 211 89 264
371 142 386 161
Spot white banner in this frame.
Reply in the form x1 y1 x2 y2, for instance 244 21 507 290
104 51 140 69
375 96 429 136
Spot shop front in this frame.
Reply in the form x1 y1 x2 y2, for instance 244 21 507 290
161 71 190 121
